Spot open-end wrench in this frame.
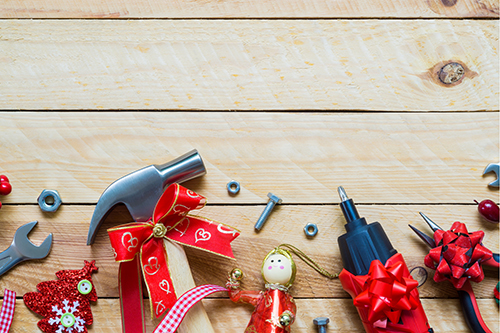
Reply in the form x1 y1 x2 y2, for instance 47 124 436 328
86 149 206 245
483 163 499 187
0 221 53 276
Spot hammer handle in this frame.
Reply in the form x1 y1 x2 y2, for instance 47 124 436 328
163 239 216 333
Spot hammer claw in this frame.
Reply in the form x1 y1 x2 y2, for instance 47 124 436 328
86 150 206 245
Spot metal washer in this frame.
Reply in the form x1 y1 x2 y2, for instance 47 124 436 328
304 223 318 237
227 180 240 195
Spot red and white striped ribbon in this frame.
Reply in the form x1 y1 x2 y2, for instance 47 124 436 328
153 285 227 333
0 290 15 333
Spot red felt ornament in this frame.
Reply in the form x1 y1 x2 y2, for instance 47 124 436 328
424 221 493 289
23 261 98 333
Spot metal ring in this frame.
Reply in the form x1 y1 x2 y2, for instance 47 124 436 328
304 223 318 237
409 266 428 288
227 180 240 195
38 189 62 212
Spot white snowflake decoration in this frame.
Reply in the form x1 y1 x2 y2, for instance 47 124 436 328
48 299 86 333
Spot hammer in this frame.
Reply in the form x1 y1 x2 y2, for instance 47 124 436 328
86 149 206 245
87 149 216 333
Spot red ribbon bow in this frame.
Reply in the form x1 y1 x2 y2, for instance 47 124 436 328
424 221 493 289
108 183 240 318
339 254 420 329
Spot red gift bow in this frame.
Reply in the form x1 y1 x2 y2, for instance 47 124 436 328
339 254 420 329
108 183 240 318
424 221 493 289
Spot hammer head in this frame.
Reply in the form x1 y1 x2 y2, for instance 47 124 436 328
86 149 206 245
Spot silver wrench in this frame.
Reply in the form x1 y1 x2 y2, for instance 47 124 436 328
483 163 499 187
0 221 53 276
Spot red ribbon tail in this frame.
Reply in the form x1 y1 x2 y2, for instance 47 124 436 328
119 257 146 333
141 238 178 319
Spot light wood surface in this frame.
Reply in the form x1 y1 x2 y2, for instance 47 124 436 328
0 112 497 204
0 20 497 111
0 0 498 18
10 298 500 332
0 204 497 299
0 0 498 331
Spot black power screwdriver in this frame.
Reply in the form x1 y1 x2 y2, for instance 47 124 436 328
336 186 433 333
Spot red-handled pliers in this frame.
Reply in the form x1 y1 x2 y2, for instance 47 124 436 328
409 213 499 333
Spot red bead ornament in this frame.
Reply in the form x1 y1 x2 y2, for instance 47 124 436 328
0 175 12 209
23 261 98 333
0 176 11 196
424 222 493 289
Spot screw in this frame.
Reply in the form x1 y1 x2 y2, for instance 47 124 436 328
254 193 282 231
313 317 330 333
438 62 464 84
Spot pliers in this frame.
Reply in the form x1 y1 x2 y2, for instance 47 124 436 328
409 213 499 333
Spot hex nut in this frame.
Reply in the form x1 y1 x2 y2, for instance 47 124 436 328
227 180 240 195
304 223 318 237
38 189 62 212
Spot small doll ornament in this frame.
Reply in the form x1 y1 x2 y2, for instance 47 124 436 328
226 244 337 333
23 261 98 333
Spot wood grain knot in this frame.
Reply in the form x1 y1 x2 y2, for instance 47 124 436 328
441 0 458 6
425 60 477 87
439 62 464 84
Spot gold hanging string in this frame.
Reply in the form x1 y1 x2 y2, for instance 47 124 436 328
278 243 339 279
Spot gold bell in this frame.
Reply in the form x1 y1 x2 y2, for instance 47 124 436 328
279 313 292 327
231 268 243 281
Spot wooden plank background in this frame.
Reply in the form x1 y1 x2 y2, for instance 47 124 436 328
0 21 498 110
0 0 498 332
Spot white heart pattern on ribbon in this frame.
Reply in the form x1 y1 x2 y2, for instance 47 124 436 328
144 257 161 276
173 204 190 217
186 190 200 199
167 217 190 237
159 280 172 294
121 232 139 252
217 224 237 236
155 300 166 317
194 228 211 243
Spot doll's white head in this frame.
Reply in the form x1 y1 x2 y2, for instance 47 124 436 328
261 248 296 287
